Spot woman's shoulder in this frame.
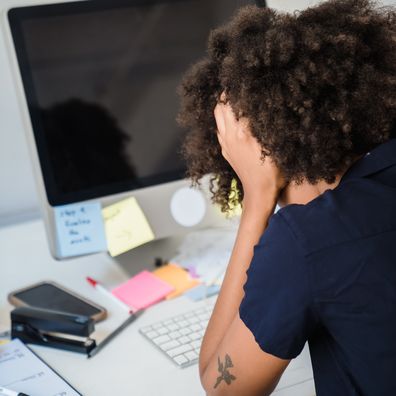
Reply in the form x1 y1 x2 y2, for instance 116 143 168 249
273 189 355 255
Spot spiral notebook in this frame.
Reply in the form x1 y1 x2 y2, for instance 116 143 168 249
0 338 81 396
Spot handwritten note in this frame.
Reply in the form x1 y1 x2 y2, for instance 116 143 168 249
0 338 81 395
54 202 107 258
102 197 155 257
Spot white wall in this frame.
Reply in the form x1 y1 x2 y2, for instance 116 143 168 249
0 0 80 226
0 0 395 225
0 1 39 225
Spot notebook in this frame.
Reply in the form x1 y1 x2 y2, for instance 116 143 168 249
0 338 81 396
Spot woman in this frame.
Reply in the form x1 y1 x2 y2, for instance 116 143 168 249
178 0 396 395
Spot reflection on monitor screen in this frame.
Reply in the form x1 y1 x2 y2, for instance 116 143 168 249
6 0 264 259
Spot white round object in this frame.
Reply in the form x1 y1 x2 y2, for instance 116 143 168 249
170 187 206 227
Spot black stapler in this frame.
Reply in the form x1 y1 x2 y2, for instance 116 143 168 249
11 306 96 354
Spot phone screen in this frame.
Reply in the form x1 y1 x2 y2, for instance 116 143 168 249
13 283 101 317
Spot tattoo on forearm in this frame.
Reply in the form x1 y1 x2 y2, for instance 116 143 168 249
214 354 236 389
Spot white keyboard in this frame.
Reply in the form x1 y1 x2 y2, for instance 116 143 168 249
139 304 213 368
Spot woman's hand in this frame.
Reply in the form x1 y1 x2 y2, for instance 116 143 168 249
214 99 285 205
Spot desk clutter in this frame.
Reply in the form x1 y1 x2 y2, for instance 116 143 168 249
108 260 220 312
0 218 235 396
99 226 237 308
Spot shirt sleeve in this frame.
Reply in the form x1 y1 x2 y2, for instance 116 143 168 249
239 212 317 360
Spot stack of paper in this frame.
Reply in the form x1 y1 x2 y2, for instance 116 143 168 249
171 227 237 285
0 339 81 395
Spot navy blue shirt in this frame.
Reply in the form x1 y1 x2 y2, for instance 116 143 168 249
240 139 396 396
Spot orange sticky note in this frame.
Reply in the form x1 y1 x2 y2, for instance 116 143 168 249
153 263 200 299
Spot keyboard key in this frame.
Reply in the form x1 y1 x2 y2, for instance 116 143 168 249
167 323 180 331
169 331 181 339
188 317 200 324
185 350 198 361
189 324 201 332
156 327 168 335
189 332 201 341
163 319 174 326
146 330 158 339
190 340 201 349
160 340 180 351
178 320 189 327
153 335 171 345
179 328 191 336
167 344 192 358
174 355 189 366
178 336 190 344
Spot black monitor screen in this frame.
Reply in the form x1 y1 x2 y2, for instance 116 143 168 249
8 0 263 205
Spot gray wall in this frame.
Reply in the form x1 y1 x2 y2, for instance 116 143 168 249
0 0 395 225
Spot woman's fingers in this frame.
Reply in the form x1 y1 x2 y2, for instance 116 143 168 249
214 103 226 137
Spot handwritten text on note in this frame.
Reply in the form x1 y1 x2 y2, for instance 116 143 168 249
54 202 107 257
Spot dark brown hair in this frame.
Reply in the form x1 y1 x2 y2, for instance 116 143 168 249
178 0 396 212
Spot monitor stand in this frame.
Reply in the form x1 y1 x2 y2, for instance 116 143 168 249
110 234 186 277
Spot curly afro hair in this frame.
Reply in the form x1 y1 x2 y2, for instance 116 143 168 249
178 0 396 212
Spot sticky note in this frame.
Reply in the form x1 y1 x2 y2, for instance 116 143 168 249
183 284 220 302
153 263 200 299
54 202 107 257
102 197 155 257
112 271 174 311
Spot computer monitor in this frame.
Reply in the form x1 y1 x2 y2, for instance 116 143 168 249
4 0 264 259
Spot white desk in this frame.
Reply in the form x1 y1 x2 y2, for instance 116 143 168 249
0 219 315 396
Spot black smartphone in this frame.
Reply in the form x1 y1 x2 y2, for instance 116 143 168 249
8 281 107 322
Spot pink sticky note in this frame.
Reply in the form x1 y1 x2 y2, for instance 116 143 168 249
112 271 174 311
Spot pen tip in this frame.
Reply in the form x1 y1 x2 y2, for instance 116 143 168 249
86 276 97 287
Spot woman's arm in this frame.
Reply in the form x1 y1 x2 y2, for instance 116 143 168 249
199 194 277 375
199 100 289 395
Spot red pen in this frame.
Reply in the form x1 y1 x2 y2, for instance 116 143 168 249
86 277 134 314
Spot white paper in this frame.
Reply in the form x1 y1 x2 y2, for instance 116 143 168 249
0 339 80 396
171 227 237 284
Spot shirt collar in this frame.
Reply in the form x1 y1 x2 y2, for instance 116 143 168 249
341 139 396 183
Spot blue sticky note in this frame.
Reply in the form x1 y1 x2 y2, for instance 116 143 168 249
183 284 220 302
54 202 107 257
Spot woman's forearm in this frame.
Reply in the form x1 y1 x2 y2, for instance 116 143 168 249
199 193 277 377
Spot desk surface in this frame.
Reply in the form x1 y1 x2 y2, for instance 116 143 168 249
0 219 315 396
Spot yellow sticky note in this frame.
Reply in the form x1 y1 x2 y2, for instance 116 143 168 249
103 197 155 257
153 263 200 299
0 340 9 346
